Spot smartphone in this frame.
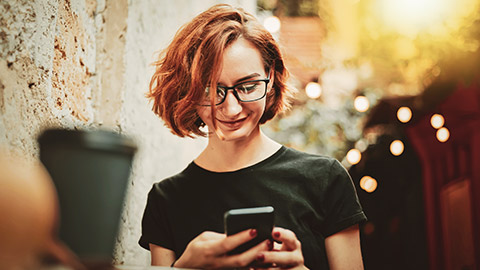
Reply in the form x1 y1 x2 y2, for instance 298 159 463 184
224 206 275 255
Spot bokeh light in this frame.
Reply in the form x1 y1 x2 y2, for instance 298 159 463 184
263 16 281 33
436 127 450 142
354 96 370 112
363 221 376 235
346 149 362 165
305 82 322 99
390 140 404 156
360 176 378 193
397 107 412 123
430 114 445 129
355 139 368 152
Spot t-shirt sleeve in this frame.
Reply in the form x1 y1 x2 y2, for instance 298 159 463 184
322 159 367 237
138 184 175 251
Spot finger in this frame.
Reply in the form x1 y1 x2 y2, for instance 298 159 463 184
219 239 272 268
272 227 301 251
194 231 227 255
273 241 282 251
211 228 258 254
259 250 304 268
198 230 226 241
253 267 279 270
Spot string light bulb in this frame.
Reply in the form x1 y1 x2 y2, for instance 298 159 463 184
305 82 322 99
360 176 378 193
430 114 445 129
436 127 450 142
346 149 362 165
390 140 404 156
263 16 281 33
397 107 412 123
354 96 370 112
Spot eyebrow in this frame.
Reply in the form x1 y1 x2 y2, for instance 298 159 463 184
219 73 262 86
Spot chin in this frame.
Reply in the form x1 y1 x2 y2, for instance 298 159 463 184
214 126 257 142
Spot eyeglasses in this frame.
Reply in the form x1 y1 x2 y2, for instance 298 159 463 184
199 74 270 106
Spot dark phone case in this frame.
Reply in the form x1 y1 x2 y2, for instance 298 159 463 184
224 206 274 255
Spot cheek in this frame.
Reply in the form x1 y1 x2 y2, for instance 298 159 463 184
256 99 268 115
196 107 212 125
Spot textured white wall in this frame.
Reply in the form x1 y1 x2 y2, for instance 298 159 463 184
0 0 256 266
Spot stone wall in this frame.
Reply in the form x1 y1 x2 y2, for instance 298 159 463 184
0 0 255 265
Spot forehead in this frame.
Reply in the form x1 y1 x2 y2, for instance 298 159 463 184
219 38 265 82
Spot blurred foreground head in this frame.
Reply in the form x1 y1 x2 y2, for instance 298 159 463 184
0 151 57 269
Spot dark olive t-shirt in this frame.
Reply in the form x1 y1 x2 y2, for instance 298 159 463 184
139 146 367 269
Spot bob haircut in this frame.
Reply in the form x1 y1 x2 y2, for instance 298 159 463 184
148 4 294 137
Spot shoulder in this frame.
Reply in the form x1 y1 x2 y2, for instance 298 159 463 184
148 163 196 199
262 146 349 191
276 146 341 173
281 146 335 161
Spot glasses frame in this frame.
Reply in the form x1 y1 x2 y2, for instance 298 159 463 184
200 73 271 106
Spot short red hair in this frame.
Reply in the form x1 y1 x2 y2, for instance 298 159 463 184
147 4 294 137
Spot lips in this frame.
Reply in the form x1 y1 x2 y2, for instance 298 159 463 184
216 117 247 129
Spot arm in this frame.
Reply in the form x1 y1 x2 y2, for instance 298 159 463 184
150 229 271 269
325 224 364 270
149 244 175 266
175 230 271 269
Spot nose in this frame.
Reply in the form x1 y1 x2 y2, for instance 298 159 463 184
220 90 242 116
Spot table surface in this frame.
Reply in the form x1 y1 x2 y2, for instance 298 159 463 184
42 265 193 270
115 266 193 270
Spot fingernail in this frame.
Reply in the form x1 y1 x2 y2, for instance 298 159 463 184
250 229 257 237
267 240 273 250
273 231 280 238
256 254 265 262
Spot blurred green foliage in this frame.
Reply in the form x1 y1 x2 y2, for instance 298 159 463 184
261 0 480 160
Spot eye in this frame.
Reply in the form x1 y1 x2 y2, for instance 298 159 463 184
236 82 259 94
216 87 227 99
205 86 226 97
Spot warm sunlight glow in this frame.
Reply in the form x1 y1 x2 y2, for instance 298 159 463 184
264 16 281 33
354 96 370 112
377 0 450 35
430 114 445 129
390 140 404 156
375 0 478 36
346 149 362 165
397 107 412 123
305 82 322 99
437 127 450 142
360 176 378 193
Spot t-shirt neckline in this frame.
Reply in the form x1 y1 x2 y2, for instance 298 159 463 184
188 145 287 175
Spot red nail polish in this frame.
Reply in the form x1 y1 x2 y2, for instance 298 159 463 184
256 254 265 262
250 229 257 237
267 240 273 250
273 231 280 238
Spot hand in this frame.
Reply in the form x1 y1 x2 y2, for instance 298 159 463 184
253 227 309 270
174 229 271 269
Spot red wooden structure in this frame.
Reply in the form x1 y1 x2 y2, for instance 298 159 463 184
406 79 480 270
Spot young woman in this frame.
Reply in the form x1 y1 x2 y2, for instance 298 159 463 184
139 4 367 269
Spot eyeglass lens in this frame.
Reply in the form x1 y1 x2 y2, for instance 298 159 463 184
201 80 267 106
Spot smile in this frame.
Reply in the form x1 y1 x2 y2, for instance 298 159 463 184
216 117 247 128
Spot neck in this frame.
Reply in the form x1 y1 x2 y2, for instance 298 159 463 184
195 128 281 172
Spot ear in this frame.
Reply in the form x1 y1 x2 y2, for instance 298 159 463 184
267 69 275 92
